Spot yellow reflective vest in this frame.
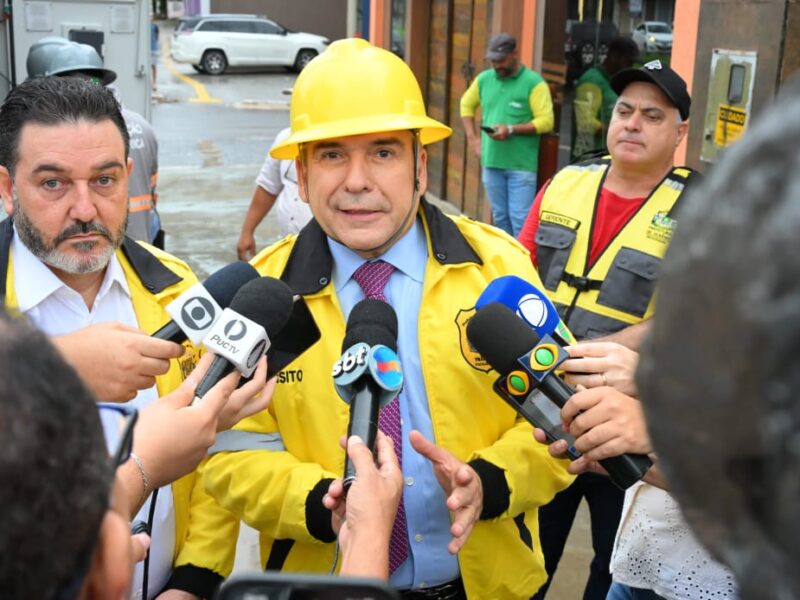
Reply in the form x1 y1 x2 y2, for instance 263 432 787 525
534 159 696 339
203 200 574 599
0 220 239 592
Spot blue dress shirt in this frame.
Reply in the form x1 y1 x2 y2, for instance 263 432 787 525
328 218 461 589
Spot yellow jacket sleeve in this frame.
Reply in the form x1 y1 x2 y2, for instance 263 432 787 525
460 77 481 117
529 80 555 134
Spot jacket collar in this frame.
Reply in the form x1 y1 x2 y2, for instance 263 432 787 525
280 197 482 295
0 218 181 298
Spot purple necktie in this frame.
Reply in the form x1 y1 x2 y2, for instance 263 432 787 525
352 260 409 573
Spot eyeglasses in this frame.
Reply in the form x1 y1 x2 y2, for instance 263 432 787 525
97 403 138 468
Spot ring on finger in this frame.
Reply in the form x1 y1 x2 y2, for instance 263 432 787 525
600 372 608 386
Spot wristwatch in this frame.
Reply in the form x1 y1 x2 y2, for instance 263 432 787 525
507 124 515 136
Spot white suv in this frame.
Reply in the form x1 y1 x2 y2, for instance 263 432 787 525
171 14 329 75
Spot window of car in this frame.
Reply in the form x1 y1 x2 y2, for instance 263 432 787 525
176 17 202 32
636 24 646 33
227 20 257 33
648 23 672 33
253 19 283 35
197 20 228 32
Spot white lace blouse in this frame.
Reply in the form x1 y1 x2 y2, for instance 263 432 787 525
610 481 738 599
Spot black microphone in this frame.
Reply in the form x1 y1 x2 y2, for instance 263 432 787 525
467 303 652 490
333 300 403 490
152 261 259 345
194 277 294 401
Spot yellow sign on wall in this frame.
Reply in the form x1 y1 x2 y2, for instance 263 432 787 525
715 104 747 146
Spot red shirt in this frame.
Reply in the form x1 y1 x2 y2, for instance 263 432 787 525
518 182 647 270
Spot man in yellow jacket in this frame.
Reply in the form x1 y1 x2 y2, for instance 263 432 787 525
203 39 573 599
0 76 238 599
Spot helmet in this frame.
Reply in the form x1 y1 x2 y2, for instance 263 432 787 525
271 38 451 160
46 42 117 85
26 36 71 79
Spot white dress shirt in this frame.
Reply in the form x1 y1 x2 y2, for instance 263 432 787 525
12 231 175 599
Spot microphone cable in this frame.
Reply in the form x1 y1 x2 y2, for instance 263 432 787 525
141 487 159 599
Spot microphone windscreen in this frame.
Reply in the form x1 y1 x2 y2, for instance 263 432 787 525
343 299 398 350
343 324 397 352
203 261 260 308
467 303 542 375
229 277 295 337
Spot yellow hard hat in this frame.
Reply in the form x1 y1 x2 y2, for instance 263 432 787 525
271 38 452 159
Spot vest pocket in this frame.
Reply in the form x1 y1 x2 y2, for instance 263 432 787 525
596 248 660 317
535 223 577 291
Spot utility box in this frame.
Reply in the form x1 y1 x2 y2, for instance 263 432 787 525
700 49 757 163
8 0 152 120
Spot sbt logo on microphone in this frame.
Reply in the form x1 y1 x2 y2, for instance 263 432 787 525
203 308 270 377
332 343 369 378
165 282 223 345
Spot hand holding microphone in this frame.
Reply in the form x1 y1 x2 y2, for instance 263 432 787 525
332 300 403 491
467 303 651 489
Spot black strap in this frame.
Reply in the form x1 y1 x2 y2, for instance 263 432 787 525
562 272 603 292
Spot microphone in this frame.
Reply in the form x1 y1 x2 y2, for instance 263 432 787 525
333 300 403 490
154 261 259 345
475 275 574 346
467 303 651 490
194 277 294 401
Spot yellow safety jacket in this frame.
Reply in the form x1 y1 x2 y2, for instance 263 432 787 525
533 158 697 339
0 219 239 595
203 199 574 599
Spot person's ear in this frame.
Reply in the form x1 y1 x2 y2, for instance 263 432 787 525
0 166 14 215
79 510 134 600
416 147 428 197
295 156 310 204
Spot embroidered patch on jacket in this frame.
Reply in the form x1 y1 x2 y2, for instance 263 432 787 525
456 307 492 373
540 211 580 230
646 211 677 244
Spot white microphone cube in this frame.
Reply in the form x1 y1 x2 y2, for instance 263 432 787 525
165 282 223 345
203 308 270 378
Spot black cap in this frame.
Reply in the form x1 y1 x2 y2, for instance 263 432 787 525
486 33 517 61
610 59 691 121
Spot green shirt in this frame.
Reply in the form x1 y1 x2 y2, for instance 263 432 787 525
461 66 553 173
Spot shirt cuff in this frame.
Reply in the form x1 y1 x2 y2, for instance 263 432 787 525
306 477 337 543
469 458 510 520
165 564 223 598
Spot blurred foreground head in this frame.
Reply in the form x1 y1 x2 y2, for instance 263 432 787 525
638 79 800 598
0 309 112 598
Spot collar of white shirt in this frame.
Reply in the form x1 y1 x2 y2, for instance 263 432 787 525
11 226 131 314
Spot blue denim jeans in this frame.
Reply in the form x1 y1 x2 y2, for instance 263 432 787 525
481 167 538 237
606 582 666 600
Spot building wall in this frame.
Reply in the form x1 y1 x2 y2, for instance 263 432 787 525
209 0 349 41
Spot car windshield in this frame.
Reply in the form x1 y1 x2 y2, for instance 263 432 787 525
177 17 201 32
649 23 671 33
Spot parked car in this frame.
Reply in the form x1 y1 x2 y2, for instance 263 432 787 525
171 14 329 75
564 19 619 84
632 21 673 54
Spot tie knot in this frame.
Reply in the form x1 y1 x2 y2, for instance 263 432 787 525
353 260 395 301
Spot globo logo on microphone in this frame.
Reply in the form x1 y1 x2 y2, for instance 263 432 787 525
166 282 224 345
181 296 217 331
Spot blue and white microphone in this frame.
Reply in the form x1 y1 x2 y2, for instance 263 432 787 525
476 275 574 345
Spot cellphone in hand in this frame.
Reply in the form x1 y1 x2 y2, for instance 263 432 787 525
480 125 497 134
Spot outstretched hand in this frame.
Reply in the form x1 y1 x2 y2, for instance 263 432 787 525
409 430 483 554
